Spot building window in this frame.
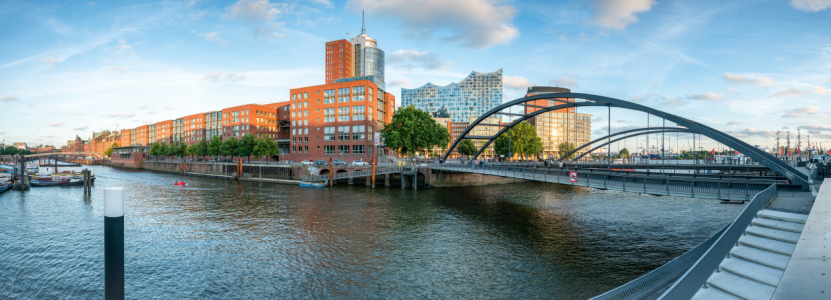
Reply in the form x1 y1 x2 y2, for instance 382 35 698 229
338 126 350 141
352 125 365 141
352 145 365 154
324 127 336 141
324 145 335 154
324 108 336 122
338 107 350 121
368 145 374 154
304 92 308 99
292 129 296 135
304 146 308 153
324 89 336 104
338 145 350 154
338 87 350 102
352 106 365 121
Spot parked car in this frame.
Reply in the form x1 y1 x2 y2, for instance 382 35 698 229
300 160 314 165
316 160 327 165
352 160 370 166
333 159 347 166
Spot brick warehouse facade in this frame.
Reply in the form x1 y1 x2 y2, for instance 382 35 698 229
285 79 395 162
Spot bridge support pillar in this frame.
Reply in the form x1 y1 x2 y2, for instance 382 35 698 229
413 173 417 190
365 176 371 186
401 174 405 189
348 177 354 185
385 174 390 187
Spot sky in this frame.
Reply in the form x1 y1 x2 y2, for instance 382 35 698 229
1 0 830 152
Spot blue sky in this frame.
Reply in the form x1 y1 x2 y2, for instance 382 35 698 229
1 0 830 152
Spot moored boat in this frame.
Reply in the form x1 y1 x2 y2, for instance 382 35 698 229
299 181 325 188
0 180 11 193
30 176 82 187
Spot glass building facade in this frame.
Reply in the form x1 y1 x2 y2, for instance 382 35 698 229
401 69 503 123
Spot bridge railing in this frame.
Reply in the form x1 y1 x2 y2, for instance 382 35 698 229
303 167 403 182
658 183 778 299
590 226 728 300
429 163 772 199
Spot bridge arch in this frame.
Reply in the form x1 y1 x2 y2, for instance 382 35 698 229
442 93 808 187
562 127 692 161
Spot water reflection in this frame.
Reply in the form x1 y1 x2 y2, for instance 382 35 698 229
0 165 743 299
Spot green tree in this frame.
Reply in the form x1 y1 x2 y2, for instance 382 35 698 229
222 136 239 160
195 139 209 159
237 134 257 162
457 139 477 159
492 121 543 160
558 142 576 160
253 136 279 164
104 142 119 158
158 143 169 159
178 144 188 160
619 148 630 158
186 144 196 160
2 146 19 155
149 142 160 158
207 137 222 159
380 104 451 157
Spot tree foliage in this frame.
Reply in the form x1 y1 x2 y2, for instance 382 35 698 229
618 148 630 158
253 136 279 163
195 139 209 158
207 137 222 157
380 104 451 156
457 139 478 158
558 142 576 160
149 142 160 157
493 121 543 159
237 134 257 162
222 137 239 158
104 143 118 158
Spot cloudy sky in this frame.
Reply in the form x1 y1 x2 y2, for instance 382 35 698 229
1 0 830 152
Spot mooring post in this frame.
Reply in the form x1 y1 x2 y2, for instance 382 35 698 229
329 158 334 187
104 187 124 300
385 173 390 187
401 174 405 190
371 158 376 189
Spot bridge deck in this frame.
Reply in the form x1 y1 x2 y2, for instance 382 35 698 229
431 163 772 200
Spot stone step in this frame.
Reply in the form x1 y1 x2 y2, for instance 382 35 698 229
707 271 776 300
738 235 797 256
751 218 805 234
756 210 808 224
730 245 791 270
745 226 801 244
719 257 784 287
692 286 743 300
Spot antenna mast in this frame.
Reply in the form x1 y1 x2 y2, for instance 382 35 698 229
362 10 366 35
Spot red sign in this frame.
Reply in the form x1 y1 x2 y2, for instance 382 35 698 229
569 172 578 182
734 150 739 155
711 149 715 155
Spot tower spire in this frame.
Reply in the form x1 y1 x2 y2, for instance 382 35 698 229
361 10 365 35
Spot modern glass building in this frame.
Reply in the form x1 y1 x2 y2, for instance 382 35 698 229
401 69 503 123
349 30 385 90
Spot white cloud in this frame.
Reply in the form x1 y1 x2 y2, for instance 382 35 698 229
722 73 774 87
116 39 132 54
689 92 724 101
228 0 281 22
782 106 821 118
389 49 451 70
552 75 579 88
105 113 122 117
774 87 812 98
815 85 829 95
352 0 519 49
40 57 59 67
204 72 247 82
791 0 831 12
727 121 741 126
662 98 687 106
589 0 657 30
1 95 18 102
388 79 411 87
559 35 569 43
74 126 88 131
88 1 97 7
197 32 228 46
503 76 534 91
774 57 784 62
45 122 65 127
252 25 287 41
137 104 148 109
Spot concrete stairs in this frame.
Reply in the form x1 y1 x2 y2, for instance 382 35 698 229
691 209 807 300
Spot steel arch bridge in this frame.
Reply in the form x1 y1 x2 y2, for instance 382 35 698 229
441 93 809 188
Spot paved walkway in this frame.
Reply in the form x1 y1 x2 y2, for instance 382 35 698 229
769 191 815 213
771 180 831 299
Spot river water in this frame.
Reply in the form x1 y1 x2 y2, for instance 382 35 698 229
0 165 743 299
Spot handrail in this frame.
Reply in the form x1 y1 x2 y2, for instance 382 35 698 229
590 226 728 300
658 183 778 299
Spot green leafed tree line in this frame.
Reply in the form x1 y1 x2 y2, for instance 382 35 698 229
147 134 280 163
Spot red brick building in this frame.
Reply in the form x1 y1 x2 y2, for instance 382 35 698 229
182 113 205 145
325 39 354 84
284 79 395 162
155 120 173 145
220 103 282 141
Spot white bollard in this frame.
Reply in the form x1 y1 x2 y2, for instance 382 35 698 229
104 187 124 300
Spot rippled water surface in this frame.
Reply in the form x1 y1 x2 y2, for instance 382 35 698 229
0 165 744 299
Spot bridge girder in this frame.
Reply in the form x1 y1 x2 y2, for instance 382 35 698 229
441 93 809 187
560 127 692 161
569 128 691 161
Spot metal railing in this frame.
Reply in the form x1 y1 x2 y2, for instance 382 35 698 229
303 167 403 182
429 163 772 200
591 226 728 300
658 183 778 299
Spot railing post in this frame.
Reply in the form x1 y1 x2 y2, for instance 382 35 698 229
690 180 695 198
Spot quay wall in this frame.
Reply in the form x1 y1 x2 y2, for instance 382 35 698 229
426 168 526 187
